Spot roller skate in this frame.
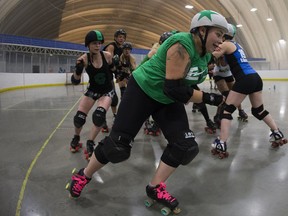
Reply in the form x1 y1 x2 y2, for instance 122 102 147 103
149 121 161 136
70 135 82 153
65 168 91 198
211 137 229 159
101 121 109 133
205 119 217 134
213 114 221 129
192 103 200 113
145 183 181 215
269 129 287 148
83 140 95 161
144 119 152 135
237 109 248 122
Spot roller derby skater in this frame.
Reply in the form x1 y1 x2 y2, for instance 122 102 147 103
145 183 181 215
269 129 287 148
84 140 95 160
65 10 227 210
69 30 115 156
237 109 248 122
212 23 287 156
211 137 229 159
144 119 161 136
205 119 217 134
70 135 82 153
66 168 91 198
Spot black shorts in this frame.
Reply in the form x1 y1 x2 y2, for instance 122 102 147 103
232 73 263 94
214 75 234 83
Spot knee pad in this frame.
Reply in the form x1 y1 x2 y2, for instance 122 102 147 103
73 111 87 128
220 103 236 120
95 131 133 163
251 105 269 120
161 130 199 167
92 106 106 127
111 93 118 107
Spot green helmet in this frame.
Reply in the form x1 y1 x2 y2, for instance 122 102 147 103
190 10 228 33
225 23 236 38
85 30 104 47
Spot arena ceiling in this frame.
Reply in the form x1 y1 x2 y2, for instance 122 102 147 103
0 0 287 69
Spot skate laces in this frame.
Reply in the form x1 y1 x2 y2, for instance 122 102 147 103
270 129 284 141
71 174 89 195
155 183 176 202
212 138 226 152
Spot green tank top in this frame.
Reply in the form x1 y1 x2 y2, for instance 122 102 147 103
133 32 211 104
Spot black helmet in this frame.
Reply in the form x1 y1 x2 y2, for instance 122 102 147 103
122 42 132 50
114 29 127 38
159 31 173 44
85 30 104 47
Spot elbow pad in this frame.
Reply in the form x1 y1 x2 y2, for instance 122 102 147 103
75 61 84 75
163 79 194 103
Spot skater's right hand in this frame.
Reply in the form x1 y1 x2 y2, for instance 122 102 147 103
202 92 224 106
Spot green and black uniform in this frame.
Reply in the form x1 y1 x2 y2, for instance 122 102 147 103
94 32 211 168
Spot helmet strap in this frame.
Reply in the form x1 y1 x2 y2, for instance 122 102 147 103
197 27 210 57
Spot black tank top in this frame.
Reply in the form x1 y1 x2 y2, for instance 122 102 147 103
103 42 123 56
86 52 113 94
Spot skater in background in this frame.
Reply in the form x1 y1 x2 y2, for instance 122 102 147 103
191 84 217 134
211 23 287 158
117 42 137 97
208 57 217 90
69 30 115 160
67 10 227 211
101 29 127 132
213 55 248 128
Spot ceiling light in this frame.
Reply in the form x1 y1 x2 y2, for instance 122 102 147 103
279 39 286 44
250 8 258 12
236 24 243 28
185 5 193 9
266 18 272 21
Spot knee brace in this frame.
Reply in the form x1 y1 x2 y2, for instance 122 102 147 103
161 130 199 167
95 131 133 164
251 105 269 120
73 111 87 128
111 93 118 107
92 106 106 127
220 103 236 120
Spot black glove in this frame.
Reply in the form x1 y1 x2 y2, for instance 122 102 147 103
202 92 223 106
75 60 84 76
71 74 81 85
112 54 120 66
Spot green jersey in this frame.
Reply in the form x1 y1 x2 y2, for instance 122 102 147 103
133 32 211 104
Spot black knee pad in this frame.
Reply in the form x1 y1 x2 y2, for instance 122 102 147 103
251 105 269 120
73 111 87 128
111 93 118 107
161 130 199 167
92 106 106 127
220 103 236 120
95 131 133 163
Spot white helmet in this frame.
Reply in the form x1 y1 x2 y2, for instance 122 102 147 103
190 10 228 33
225 23 236 38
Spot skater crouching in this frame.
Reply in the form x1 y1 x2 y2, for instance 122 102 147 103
211 24 287 159
67 10 228 212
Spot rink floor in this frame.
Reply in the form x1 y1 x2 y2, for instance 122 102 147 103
1 80 288 216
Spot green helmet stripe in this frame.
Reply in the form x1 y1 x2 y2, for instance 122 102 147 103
94 30 103 41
